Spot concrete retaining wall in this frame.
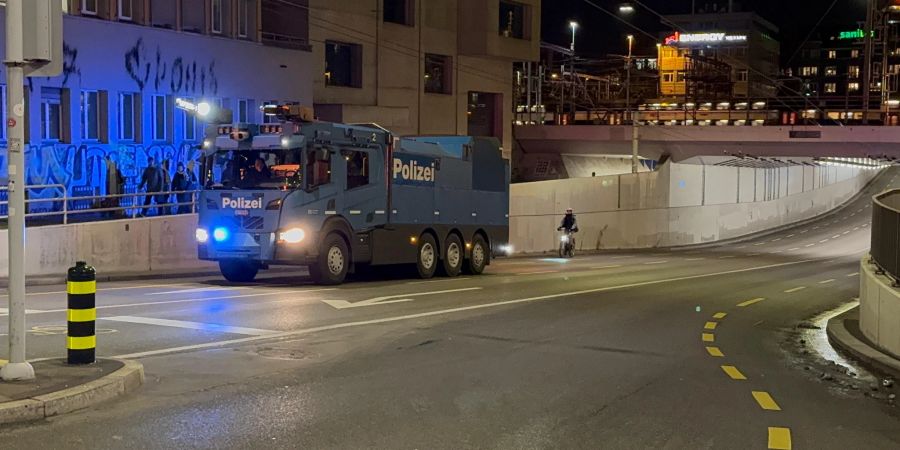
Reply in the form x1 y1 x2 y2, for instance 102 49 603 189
0 215 215 279
859 257 900 360
510 163 880 253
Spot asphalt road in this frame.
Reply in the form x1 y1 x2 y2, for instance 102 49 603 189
0 167 899 449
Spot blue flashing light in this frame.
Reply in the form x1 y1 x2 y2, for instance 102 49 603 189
213 227 229 243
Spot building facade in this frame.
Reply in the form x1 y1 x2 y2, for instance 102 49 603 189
657 7 780 101
0 0 313 208
309 0 541 157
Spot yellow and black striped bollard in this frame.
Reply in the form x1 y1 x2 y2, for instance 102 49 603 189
67 261 96 364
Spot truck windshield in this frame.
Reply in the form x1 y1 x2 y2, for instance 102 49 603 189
206 149 302 190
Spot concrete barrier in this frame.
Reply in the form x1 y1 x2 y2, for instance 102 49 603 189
511 163 881 253
859 256 900 360
0 215 215 279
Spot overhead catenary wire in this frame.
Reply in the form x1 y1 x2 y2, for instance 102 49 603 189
784 0 841 67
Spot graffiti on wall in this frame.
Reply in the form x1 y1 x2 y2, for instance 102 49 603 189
124 37 219 95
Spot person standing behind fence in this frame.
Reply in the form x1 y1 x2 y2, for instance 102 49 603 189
138 157 164 217
171 163 196 214
104 156 123 218
158 159 172 215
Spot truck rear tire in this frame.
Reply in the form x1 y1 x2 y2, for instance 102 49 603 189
219 260 260 283
465 234 489 275
440 234 463 277
309 234 350 285
416 234 438 279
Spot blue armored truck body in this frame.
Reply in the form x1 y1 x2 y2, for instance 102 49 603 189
196 113 509 285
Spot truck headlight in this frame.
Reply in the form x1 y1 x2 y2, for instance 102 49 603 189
279 227 306 244
196 228 209 243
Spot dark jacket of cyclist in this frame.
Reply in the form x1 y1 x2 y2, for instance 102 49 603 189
558 208 578 232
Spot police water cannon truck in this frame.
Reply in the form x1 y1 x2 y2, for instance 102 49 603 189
195 104 510 285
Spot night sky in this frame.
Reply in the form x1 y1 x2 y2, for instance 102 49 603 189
542 0 867 64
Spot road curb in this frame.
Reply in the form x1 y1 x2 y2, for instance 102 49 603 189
826 308 900 378
0 359 144 426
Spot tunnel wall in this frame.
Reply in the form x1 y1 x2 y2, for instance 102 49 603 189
0 215 216 279
509 163 882 253
859 257 900 360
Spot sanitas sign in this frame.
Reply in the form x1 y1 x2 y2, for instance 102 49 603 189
222 197 263 209
838 29 871 40
664 31 747 45
393 155 437 186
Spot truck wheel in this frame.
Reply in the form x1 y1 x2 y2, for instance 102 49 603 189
440 234 463 277
416 234 438 279
465 235 489 275
219 260 259 283
309 234 349 285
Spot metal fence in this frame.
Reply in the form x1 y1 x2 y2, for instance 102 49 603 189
0 185 200 225
871 189 900 284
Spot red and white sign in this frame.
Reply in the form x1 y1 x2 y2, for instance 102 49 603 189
7 118 15 128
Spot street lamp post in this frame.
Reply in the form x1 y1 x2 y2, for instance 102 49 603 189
626 35 639 174
569 21 578 124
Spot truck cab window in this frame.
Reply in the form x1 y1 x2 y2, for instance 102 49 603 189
306 149 332 189
345 150 369 190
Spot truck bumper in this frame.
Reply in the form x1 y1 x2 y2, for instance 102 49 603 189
198 231 319 266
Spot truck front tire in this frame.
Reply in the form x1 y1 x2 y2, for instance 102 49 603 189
465 235 488 275
219 260 260 283
309 233 350 285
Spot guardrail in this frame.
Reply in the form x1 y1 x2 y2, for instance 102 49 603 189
871 189 900 284
0 184 199 225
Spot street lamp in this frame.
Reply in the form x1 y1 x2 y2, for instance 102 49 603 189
619 3 635 14
566 21 579 125
625 34 639 174
569 21 578 52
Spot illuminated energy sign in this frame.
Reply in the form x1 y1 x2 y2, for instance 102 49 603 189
664 31 748 45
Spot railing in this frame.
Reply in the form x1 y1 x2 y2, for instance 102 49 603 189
871 189 900 284
0 184 200 225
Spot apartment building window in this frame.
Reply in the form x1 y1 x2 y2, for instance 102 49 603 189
800 66 818 77
676 71 686 83
425 54 452 95
119 93 138 141
848 82 860 92
825 83 837 93
828 50 837 59
499 1 528 39
825 66 837 76
81 91 100 141
118 0 133 20
737 70 749 82
212 0 224 34
238 0 249 38
384 0 414 26
325 41 362 88
849 66 860 78
851 49 860 58
662 72 675 83
181 0 205 33
41 88 64 142
151 0 177 29
82 0 99 15
180 98 197 141
152 95 169 142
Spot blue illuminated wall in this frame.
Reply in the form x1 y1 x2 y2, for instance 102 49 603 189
0 10 313 210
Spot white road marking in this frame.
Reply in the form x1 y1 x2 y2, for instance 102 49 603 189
847 272 860 277
832 235 841 239
406 278 472 285
771 238 783 242
0 308 49 316
754 242 767 246
788 248 801 251
786 234 795 238
819 279 836 284
842 231 851 235
819 239 829 244
805 244 816 248
719 255 736 259
770 250 784 254
0 283 193 298
16 288 339 315
516 270 560 276
102 316 277 336
686 258 705 261
592 265 624 269
322 287 483 310
147 287 251 296
784 286 807 293
644 261 669 265
800 230 809 234
111 259 821 360
854 227 861 231
611 255 636 259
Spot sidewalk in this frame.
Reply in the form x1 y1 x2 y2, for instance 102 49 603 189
827 307 900 379
0 359 143 425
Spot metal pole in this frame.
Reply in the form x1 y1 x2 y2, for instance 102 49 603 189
631 123 640 174
526 61 532 124
2 0 35 381
863 0 875 124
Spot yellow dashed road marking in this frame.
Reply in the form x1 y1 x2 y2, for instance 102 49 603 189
702 333 715 342
713 312 727 319
737 297 766 307
752 391 782 411
768 427 792 449
706 346 724 357
721 365 747 380
704 321 718 330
